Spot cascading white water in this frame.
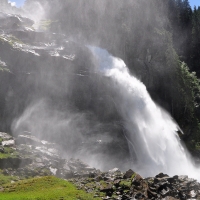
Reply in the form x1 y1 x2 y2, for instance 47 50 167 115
90 46 200 179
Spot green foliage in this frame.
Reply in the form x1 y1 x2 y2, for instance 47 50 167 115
119 179 131 189
0 176 101 200
177 62 200 121
176 62 200 142
131 173 136 180
0 147 19 159
39 20 53 31
178 62 200 115
0 170 19 185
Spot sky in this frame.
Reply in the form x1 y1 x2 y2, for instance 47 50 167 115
9 0 25 7
9 0 200 8
189 0 200 9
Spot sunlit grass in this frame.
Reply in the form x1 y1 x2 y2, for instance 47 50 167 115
0 176 101 200
0 170 19 185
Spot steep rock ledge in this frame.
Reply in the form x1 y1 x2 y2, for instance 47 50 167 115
0 12 130 170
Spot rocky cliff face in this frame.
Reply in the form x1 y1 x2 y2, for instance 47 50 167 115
0 11 130 171
23 0 181 117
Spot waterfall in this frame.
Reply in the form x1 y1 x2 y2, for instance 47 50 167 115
90 46 200 179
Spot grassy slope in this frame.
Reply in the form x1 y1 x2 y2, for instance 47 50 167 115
0 147 19 159
0 170 19 185
0 176 101 200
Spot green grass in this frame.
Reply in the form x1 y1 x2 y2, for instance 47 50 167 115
0 147 19 159
0 170 19 185
39 20 52 31
119 179 131 188
0 176 101 200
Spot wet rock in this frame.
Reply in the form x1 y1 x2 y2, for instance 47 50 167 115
0 157 32 169
95 175 103 181
2 140 15 147
134 192 146 199
15 135 42 145
147 189 158 199
0 132 13 141
100 184 114 196
123 169 135 179
188 190 197 198
167 177 177 184
131 174 148 198
155 173 169 179
114 179 121 187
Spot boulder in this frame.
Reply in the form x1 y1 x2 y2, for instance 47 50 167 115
131 174 149 199
2 140 15 147
123 169 135 179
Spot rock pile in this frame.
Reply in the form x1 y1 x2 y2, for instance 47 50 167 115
69 169 200 200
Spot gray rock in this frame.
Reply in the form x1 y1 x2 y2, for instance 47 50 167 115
2 140 15 147
0 12 34 29
15 135 41 145
123 169 135 179
189 190 197 198
0 132 13 141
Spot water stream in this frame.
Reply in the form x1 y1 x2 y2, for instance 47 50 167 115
90 46 200 179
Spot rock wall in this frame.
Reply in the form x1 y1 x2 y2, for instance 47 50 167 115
0 12 130 171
